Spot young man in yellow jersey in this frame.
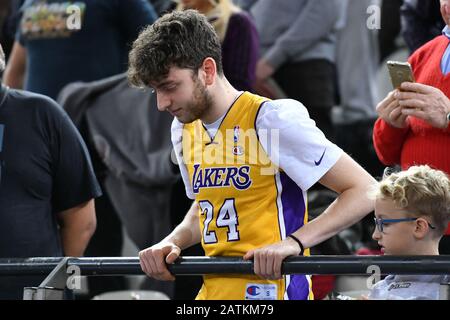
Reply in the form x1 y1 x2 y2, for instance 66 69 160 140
128 10 376 300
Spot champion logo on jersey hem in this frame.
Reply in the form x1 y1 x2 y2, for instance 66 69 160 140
245 283 277 300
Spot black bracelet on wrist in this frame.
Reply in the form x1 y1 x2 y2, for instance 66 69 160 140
287 234 304 255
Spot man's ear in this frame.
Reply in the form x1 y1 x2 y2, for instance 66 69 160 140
201 57 217 86
413 218 430 240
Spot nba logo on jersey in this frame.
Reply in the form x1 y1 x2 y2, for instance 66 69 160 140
232 126 244 155
233 125 240 143
245 283 277 300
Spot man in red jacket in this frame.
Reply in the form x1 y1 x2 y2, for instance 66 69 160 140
373 0 450 253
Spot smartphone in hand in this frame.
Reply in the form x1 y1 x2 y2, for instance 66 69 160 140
387 61 415 90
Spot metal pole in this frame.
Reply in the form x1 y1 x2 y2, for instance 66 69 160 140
0 257 62 275
1 256 450 276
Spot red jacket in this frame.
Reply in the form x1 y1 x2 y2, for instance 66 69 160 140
373 35 450 234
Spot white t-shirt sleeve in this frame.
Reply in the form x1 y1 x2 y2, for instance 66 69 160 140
171 118 195 200
256 99 343 191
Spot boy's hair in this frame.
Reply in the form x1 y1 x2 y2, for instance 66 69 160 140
128 9 223 88
370 165 450 235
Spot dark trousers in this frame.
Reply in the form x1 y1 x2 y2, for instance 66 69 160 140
79 118 126 299
334 119 385 178
83 180 127 298
273 59 337 142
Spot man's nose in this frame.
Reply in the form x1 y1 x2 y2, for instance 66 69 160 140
156 91 170 112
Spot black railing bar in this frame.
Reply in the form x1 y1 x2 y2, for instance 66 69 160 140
0 256 449 276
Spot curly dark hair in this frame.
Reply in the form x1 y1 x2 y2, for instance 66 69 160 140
128 9 223 87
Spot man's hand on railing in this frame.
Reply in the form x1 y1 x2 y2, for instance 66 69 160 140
139 242 181 281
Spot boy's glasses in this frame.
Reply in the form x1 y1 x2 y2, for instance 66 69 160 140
374 217 436 233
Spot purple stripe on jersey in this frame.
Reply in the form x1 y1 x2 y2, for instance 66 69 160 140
287 275 310 300
280 172 309 300
280 172 306 235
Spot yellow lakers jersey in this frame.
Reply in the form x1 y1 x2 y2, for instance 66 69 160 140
181 92 313 300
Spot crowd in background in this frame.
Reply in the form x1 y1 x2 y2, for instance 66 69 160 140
0 0 449 300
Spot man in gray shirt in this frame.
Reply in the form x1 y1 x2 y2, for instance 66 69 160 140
250 0 346 140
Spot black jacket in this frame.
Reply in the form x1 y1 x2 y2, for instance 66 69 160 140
58 73 179 249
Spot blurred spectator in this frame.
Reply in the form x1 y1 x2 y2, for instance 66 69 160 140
401 0 445 54
250 0 347 140
4 0 157 99
4 0 157 298
0 44 101 299
177 0 259 92
373 0 450 254
379 0 403 63
232 0 256 11
334 0 384 178
58 73 180 298
149 0 176 16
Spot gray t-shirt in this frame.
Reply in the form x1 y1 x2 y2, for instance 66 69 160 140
369 275 449 300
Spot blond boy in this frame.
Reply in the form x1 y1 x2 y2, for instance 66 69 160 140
368 165 450 300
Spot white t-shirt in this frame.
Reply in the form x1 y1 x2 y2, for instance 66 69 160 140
172 98 343 199
369 275 449 300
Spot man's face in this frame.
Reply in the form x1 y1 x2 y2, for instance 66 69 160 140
151 67 213 124
441 0 450 27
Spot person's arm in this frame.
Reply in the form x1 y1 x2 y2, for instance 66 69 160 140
57 199 97 257
244 153 375 279
139 201 201 281
293 153 376 248
372 118 409 166
3 41 26 89
372 90 411 166
262 0 342 74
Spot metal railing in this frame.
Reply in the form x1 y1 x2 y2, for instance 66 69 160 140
1 255 450 275
0 256 449 300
